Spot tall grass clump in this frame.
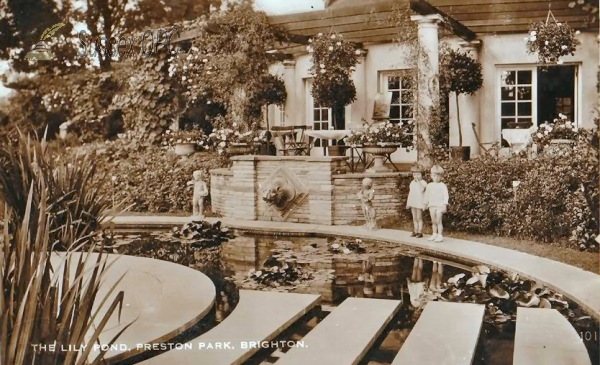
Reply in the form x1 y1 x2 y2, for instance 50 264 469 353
0 131 110 250
0 185 133 364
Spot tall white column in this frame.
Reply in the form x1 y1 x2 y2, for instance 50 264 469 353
283 59 296 127
451 40 482 157
350 49 368 130
411 14 443 164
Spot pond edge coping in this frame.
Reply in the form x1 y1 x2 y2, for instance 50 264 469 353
105 215 600 322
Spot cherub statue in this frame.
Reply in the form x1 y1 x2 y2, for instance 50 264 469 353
187 170 209 219
357 177 377 230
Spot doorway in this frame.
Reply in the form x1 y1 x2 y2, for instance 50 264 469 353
537 65 576 124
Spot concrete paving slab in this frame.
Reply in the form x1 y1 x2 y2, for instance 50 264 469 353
277 297 401 365
514 308 591 365
142 290 320 365
50 252 215 362
391 301 485 365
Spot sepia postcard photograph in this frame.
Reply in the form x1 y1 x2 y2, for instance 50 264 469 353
0 0 598 364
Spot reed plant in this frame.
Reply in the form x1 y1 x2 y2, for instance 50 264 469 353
0 130 133 364
0 131 110 250
1 185 132 364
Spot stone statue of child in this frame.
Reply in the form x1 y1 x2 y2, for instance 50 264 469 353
357 177 377 230
187 170 209 218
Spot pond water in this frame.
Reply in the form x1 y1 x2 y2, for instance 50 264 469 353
111 228 598 365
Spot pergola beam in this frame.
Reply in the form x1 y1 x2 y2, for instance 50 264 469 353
410 0 477 41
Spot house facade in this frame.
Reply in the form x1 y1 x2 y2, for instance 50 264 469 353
265 0 599 162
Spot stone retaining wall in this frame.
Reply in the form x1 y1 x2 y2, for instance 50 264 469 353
332 173 410 225
210 156 410 225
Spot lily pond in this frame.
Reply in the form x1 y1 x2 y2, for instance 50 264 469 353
104 221 599 365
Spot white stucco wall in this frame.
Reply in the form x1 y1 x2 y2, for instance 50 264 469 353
272 31 598 161
443 32 599 147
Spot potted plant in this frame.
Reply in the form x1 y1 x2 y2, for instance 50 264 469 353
531 114 580 155
162 126 208 157
345 121 412 172
308 32 360 156
250 74 287 131
525 9 581 64
208 118 263 156
440 47 483 161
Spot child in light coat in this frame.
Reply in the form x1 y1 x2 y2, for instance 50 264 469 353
423 165 449 242
406 165 427 238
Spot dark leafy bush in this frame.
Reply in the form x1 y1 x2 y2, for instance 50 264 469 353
439 138 598 251
440 155 532 234
76 137 226 213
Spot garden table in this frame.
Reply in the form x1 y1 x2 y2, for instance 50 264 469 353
305 130 364 172
305 129 351 156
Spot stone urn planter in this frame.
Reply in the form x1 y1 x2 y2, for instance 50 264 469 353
226 143 254 156
362 145 398 173
174 142 196 157
545 139 574 156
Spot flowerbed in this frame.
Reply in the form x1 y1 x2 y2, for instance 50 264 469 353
65 137 226 213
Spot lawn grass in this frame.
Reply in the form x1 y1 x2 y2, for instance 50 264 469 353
377 216 599 274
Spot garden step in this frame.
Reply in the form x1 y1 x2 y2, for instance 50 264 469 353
391 301 485 365
513 307 591 365
277 297 401 365
141 290 320 365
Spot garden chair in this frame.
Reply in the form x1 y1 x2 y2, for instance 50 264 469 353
271 125 311 156
286 125 312 156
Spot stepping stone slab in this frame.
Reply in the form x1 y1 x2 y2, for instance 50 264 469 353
142 290 320 365
277 297 401 365
391 301 485 365
514 307 591 365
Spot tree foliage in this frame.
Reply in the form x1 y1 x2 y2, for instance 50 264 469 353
308 32 359 109
0 0 79 73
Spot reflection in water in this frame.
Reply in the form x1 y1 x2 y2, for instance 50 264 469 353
114 231 597 365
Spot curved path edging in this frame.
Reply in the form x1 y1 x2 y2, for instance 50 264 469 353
107 216 600 321
50 252 216 362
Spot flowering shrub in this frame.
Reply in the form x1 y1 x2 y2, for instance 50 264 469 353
161 126 209 150
69 139 226 213
207 117 265 154
525 21 581 64
345 121 413 148
308 32 359 109
531 114 579 147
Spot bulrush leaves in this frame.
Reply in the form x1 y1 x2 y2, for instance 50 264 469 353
0 131 111 251
0 136 132 364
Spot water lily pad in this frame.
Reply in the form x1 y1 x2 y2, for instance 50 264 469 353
494 314 511 323
473 265 490 274
539 298 552 309
448 273 465 285
489 285 509 299
466 276 479 285
517 294 540 308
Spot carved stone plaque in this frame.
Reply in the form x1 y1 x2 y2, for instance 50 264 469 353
260 167 308 220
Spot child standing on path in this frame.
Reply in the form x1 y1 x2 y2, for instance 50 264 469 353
424 165 449 242
406 165 427 238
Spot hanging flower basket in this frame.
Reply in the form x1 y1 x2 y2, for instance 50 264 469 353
525 8 581 64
